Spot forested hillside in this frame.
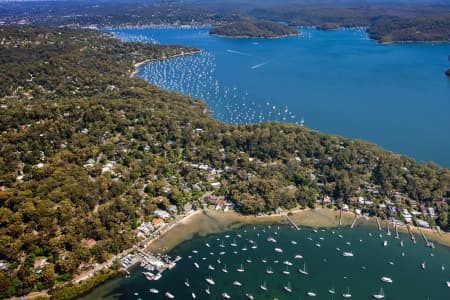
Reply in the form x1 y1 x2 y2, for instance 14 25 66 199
0 26 449 298
210 20 299 38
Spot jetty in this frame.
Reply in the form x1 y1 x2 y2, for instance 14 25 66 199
339 209 342 226
418 228 431 247
394 223 399 239
350 215 358 229
285 214 300 230
376 216 382 231
406 224 416 243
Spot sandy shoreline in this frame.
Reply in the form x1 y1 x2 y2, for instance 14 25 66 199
145 208 450 254
129 49 202 78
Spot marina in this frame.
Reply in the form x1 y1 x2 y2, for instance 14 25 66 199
119 250 181 282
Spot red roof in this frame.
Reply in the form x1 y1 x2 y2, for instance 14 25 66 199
151 218 163 225
84 238 96 247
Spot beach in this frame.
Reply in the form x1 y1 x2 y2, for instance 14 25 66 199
129 49 201 78
145 207 450 254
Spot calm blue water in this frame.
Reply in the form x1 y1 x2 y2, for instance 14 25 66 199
79 223 450 300
106 27 450 166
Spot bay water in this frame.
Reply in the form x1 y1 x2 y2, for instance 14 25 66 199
79 223 450 299
106 26 450 166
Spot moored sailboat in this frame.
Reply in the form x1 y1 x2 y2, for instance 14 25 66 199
283 281 292 293
373 287 385 299
342 287 352 298
299 263 309 275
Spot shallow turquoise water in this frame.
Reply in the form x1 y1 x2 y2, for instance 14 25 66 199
105 27 450 166
79 224 450 299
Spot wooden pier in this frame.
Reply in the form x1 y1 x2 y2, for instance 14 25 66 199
418 228 430 246
376 216 382 231
406 224 416 243
350 215 358 229
285 214 300 230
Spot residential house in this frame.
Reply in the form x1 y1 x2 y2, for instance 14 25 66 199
154 209 170 220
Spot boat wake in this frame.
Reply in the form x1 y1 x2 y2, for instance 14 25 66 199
227 49 252 56
251 60 271 69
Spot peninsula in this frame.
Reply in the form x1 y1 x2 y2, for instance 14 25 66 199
210 20 299 38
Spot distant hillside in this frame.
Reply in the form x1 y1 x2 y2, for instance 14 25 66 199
1 1 449 43
210 20 299 38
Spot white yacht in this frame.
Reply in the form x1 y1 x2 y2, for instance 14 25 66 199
222 292 231 299
299 263 309 275
328 287 335 294
383 240 388 247
282 266 290 275
149 288 159 294
222 265 228 273
165 292 175 299
191 292 196 299
267 237 277 243
194 262 199 269
291 240 297 245
184 278 190 287
205 277 215 285
373 287 385 299
266 267 274 274
295 254 303 259
205 285 211 295
283 260 293 266
208 265 215 270
446 281 450 288
233 281 242 286
342 252 354 257
380 276 393 283
342 287 352 298
274 247 283 253
421 262 426 269
245 293 254 300
307 291 317 296
237 264 245 272
260 281 268 291
283 282 292 293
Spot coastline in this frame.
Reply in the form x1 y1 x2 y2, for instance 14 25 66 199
209 33 301 40
144 207 450 254
148 208 450 253
129 49 202 78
